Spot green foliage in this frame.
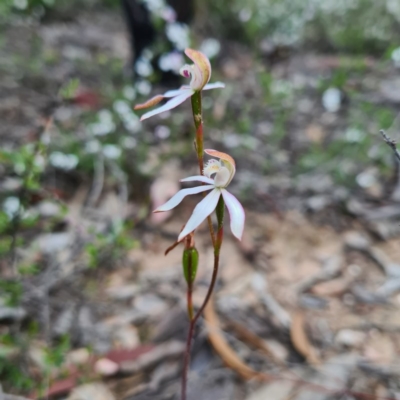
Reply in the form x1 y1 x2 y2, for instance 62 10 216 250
204 0 400 54
59 78 80 100
0 280 22 307
0 358 35 392
85 222 137 268
44 334 70 368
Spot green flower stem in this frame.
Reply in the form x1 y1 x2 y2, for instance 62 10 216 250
182 95 226 400
191 91 204 170
181 200 225 400
181 252 222 400
190 91 215 248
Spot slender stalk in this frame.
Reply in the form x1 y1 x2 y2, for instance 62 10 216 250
181 250 221 400
193 250 221 325
190 91 216 247
181 93 223 400
186 257 194 320
181 249 194 400
181 198 225 400
181 316 195 400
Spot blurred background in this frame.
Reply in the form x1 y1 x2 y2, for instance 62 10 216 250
1 0 400 398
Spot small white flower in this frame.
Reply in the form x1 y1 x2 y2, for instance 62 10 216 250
154 149 245 241
122 113 141 133
113 100 132 116
103 144 122 159
155 125 171 139
158 52 185 73
136 80 152 96
199 38 221 60
166 22 190 50
121 137 137 149
123 86 136 101
161 6 177 22
322 87 341 113
13 0 28 10
391 47 400 68
135 57 154 77
85 140 101 154
3 197 20 219
49 152 79 170
98 109 113 123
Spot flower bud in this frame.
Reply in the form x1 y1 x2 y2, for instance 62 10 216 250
182 247 199 285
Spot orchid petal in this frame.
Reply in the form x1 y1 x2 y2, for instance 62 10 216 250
154 185 213 213
180 175 214 184
140 89 194 121
221 189 245 240
205 149 236 185
203 82 225 90
178 188 221 241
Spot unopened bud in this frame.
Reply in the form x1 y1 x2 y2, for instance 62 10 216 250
182 247 199 285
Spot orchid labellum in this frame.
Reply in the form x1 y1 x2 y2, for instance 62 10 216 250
154 150 245 241
134 49 225 121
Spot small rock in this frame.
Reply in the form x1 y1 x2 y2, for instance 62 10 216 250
246 381 295 400
133 294 167 317
66 348 90 366
263 339 288 362
305 124 325 143
322 87 341 113
67 383 115 400
37 201 61 217
380 79 400 103
78 306 96 346
37 232 71 253
222 59 240 79
106 284 139 300
307 195 330 211
53 306 76 336
113 325 140 349
335 329 366 348
0 306 26 321
94 358 119 376
300 294 328 309
363 332 395 365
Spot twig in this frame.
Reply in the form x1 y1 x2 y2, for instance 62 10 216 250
380 130 400 162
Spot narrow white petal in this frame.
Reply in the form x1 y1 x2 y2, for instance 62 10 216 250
140 90 194 121
163 88 192 97
178 189 221 241
180 175 214 184
203 82 225 90
154 185 213 213
221 189 245 240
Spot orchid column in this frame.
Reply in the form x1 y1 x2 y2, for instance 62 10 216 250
135 49 245 400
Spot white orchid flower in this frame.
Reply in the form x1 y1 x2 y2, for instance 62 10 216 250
154 149 245 241
134 49 225 121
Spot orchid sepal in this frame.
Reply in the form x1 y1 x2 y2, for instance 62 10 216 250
153 185 214 213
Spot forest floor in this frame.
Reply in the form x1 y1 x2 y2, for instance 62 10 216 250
1 4 400 400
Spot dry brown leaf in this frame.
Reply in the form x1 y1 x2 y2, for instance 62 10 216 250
204 298 270 381
225 319 285 366
290 312 320 365
311 277 351 297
